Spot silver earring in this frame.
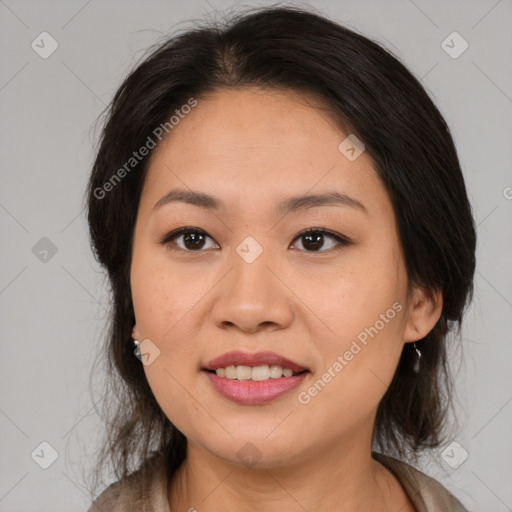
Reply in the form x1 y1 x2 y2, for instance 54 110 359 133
133 338 142 360
413 342 421 373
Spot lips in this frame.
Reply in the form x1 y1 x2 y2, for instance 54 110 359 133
203 371 308 405
202 350 308 373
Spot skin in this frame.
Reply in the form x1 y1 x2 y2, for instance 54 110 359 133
130 87 443 512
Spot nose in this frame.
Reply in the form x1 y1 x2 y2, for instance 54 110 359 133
210 241 294 333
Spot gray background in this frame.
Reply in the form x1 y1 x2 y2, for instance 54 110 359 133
1 0 511 510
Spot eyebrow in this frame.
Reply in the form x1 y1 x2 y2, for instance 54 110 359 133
152 188 367 215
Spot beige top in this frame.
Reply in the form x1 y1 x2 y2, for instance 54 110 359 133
87 451 469 511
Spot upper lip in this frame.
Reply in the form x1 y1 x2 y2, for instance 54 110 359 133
203 351 308 373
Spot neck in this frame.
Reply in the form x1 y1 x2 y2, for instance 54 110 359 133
168 434 414 511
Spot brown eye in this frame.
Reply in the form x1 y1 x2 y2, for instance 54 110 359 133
159 227 350 253
291 228 350 252
160 227 219 251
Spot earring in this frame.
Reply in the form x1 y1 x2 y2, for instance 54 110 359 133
413 342 421 373
133 338 143 362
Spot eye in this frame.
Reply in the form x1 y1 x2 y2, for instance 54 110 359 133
159 227 219 251
159 226 351 253
290 228 351 252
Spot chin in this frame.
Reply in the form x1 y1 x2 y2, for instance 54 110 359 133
196 431 304 470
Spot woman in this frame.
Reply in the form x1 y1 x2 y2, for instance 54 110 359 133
85 5 475 511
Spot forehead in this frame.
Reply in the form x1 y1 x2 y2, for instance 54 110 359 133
141 87 387 217
150 87 345 162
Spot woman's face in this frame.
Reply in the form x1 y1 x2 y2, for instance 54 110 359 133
130 87 433 467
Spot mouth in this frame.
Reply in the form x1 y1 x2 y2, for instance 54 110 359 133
202 350 308 374
201 351 310 405
203 366 308 381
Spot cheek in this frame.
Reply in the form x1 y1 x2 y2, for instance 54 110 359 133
130 249 208 374
131 264 204 432
294 249 407 411
299 304 406 429
294 249 406 349
130 242 193 337
144 362 205 440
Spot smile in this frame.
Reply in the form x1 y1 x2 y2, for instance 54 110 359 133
202 368 309 405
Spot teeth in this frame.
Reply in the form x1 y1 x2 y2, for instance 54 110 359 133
236 365 252 380
269 365 283 378
214 365 300 381
225 365 237 379
252 365 270 381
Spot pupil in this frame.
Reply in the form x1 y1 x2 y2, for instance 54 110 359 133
304 232 323 251
184 232 205 250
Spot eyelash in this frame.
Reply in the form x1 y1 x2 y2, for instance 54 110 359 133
158 226 352 253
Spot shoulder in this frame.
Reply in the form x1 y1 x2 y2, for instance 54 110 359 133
372 451 469 512
87 453 171 512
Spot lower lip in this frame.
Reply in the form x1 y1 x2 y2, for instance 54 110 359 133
202 370 308 405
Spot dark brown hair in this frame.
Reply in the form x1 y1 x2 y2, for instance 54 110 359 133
84 3 476 499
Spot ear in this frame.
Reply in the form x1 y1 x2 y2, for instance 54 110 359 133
132 324 141 341
403 284 443 343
